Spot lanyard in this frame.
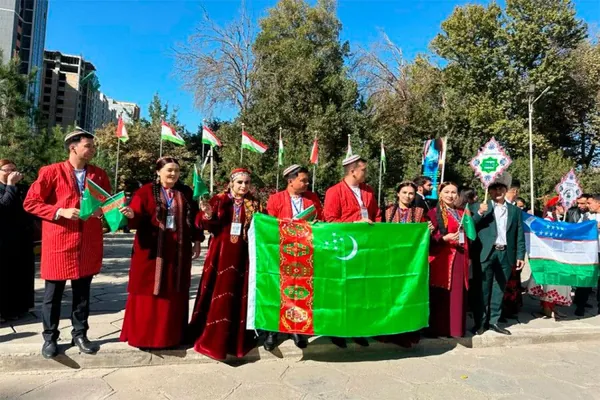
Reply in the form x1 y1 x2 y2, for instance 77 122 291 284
447 208 460 223
291 197 303 216
161 187 174 209
350 186 364 207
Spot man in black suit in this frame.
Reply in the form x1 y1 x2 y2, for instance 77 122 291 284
413 176 433 211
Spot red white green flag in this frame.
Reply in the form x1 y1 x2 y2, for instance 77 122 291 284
310 137 318 165
202 126 222 147
241 131 268 154
80 179 110 220
161 121 185 146
116 116 129 143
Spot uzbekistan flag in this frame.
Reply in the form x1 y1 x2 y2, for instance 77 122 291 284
247 214 430 337
241 131 268 154
161 121 185 146
523 212 599 287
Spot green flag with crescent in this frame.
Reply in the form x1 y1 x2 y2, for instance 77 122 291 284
247 214 430 337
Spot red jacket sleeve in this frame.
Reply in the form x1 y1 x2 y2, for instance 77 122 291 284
310 193 324 221
127 186 147 230
23 166 61 222
427 207 445 244
266 193 279 217
323 187 342 222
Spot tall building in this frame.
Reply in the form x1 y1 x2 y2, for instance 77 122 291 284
41 50 138 132
107 98 140 124
0 0 49 105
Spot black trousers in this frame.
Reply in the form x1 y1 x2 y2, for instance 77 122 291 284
574 278 600 309
42 276 93 342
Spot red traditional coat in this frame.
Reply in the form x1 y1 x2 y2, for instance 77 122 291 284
323 181 381 222
427 207 469 291
23 161 111 280
266 190 323 220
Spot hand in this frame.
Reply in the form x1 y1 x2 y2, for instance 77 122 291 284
443 232 460 242
6 171 23 185
192 241 202 260
516 260 525 270
91 209 104 219
427 221 435 233
59 208 80 220
478 203 489 215
119 206 134 219
200 201 213 218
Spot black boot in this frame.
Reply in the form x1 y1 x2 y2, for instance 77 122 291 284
42 341 58 359
263 332 277 351
291 334 308 349
353 337 369 347
331 337 347 348
72 337 98 354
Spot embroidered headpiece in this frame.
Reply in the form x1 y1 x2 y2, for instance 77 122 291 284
230 168 251 182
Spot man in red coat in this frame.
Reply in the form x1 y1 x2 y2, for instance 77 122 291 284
264 164 323 351
323 155 381 348
23 128 111 359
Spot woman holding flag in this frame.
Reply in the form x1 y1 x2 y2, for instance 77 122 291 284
187 168 261 360
119 157 203 350
427 182 470 338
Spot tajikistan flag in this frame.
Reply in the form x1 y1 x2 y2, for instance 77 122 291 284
524 212 599 287
202 126 222 147
247 213 430 337
161 121 185 146
242 131 268 154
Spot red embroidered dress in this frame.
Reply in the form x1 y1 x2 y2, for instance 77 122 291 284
427 206 469 337
187 192 261 360
120 183 203 349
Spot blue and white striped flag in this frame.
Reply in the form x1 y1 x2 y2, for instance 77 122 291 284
523 212 599 287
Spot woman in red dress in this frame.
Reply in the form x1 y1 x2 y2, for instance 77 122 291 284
119 157 203 349
188 168 261 360
378 181 432 347
427 182 470 338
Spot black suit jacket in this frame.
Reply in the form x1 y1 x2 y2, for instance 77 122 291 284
565 207 582 223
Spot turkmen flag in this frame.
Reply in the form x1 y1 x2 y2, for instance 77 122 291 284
80 179 110 220
247 214 430 337
523 212 599 286
101 192 128 232
193 165 209 200
461 212 477 241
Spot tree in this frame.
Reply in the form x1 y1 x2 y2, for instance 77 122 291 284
94 94 196 192
174 4 255 114
240 0 366 191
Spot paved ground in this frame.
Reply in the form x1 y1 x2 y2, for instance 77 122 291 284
1 340 599 399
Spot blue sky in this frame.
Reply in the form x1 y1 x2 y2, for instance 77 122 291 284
45 0 599 133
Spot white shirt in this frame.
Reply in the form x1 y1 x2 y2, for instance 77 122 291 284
290 196 303 217
589 213 600 242
350 185 364 207
578 212 590 223
74 169 86 195
494 202 508 246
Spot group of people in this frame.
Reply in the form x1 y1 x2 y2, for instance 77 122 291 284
2 128 599 362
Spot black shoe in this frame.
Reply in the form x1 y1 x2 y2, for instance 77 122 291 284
291 334 308 349
489 324 511 335
470 325 485 335
585 303 593 308
575 307 585 317
353 337 369 347
263 332 277 351
71 337 98 354
42 341 58 359
331 337 347 348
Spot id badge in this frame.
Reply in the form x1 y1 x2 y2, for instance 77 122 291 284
230 222 242 236
360 207 369 220
458 230 465 245
166 215 175 230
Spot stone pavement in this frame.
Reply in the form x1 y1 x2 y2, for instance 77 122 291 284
1 340 600 399
1 233 600 372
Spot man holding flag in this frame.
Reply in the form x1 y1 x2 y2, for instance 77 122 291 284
23 129 112 359
264 164 323 350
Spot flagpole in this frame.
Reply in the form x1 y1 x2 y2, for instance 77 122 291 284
240 123 244 164
201 119 206 161
210 147 214 195
378 138 383 206
114 138 120 192
440 136 448 183
276 127 281 190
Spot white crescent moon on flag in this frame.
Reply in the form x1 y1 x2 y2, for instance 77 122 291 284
337 236 358 261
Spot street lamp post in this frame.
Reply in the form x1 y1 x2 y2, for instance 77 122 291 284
527 84 550 213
